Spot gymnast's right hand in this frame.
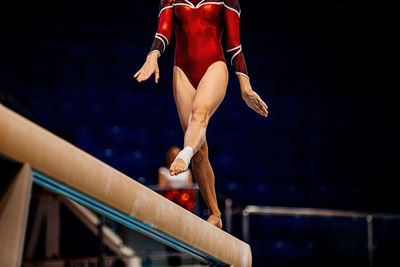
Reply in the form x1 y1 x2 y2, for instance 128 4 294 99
134 51 160 83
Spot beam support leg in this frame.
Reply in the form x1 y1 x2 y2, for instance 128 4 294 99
0 163 33 267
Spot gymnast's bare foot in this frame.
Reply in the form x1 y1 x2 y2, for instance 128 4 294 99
207 214 223 229
169 158 187 176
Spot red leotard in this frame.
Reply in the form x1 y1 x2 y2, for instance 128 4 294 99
149 0 249 88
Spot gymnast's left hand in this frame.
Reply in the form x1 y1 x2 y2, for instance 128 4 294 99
134 51 160 83
238 76 268 117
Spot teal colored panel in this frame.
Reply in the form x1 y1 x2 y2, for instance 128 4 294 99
33 170 227 267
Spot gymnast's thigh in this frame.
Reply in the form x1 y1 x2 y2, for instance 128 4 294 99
173 65 196 132
193 61 229 118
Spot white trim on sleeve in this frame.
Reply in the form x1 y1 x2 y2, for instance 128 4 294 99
155 35 166 53
158 5 173 17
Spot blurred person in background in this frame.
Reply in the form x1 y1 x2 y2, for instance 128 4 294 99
158 146 196 266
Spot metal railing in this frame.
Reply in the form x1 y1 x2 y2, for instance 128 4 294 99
242 205 400 267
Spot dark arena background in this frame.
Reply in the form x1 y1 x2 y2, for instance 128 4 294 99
0 0 399 267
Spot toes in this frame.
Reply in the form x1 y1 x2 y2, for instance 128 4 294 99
169 165 176 175
169 159 188 176
206 215 223 228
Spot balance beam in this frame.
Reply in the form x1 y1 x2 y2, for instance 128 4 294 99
0 104 252 267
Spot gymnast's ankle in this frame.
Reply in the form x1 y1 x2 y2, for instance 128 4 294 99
176 146 193 166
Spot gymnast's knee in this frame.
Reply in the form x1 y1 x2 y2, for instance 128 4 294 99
189 107 209 127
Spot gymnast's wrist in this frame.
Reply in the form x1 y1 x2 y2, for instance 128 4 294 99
147 50 160 60
240 86 253 98
238 76 252 93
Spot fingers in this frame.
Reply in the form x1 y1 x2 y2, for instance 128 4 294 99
134 65 160 84
256 97 268 117
136 70 151 83
255 101 267 116
259 97 268 110
246 98 265 116
140 71 151 82
255 105 266 117
249 91 268 117
155 68 160 84
133 68 142 78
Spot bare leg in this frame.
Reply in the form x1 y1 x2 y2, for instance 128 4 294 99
171 62 228 228
192 141 222 228
170 61 228 175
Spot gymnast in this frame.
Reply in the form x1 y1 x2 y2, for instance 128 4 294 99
134 0 268 228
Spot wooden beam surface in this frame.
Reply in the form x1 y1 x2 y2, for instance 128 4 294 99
0 104 251 267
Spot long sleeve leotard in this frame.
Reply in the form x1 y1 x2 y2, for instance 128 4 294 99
149 0 249 88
